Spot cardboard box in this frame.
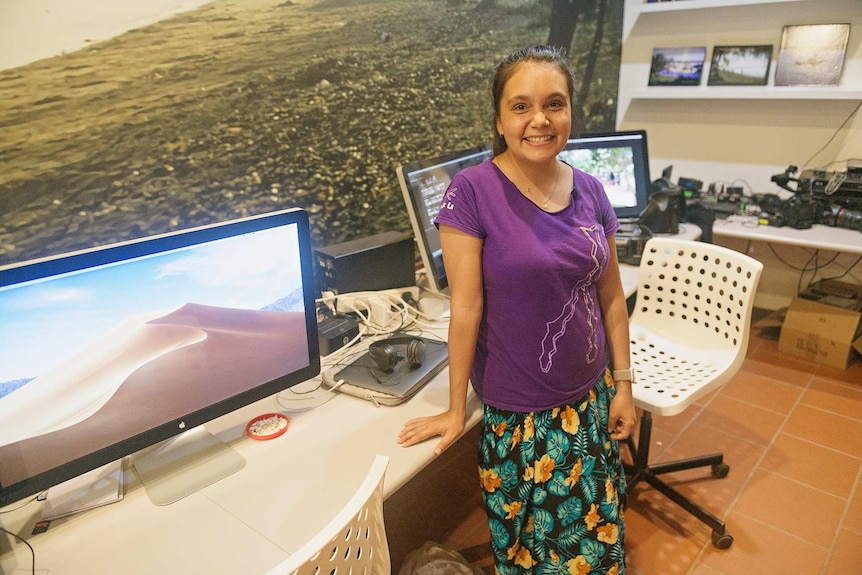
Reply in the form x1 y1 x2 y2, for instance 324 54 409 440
778 282 862 369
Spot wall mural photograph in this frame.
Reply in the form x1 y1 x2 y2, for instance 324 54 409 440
0 0 623 267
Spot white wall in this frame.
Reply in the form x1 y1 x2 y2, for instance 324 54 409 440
617 0 862 308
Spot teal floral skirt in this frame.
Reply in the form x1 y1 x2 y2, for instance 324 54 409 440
478 369 627 575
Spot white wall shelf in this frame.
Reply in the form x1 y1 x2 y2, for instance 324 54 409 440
630 87 862 101
621 0 861 108
636 0 814 15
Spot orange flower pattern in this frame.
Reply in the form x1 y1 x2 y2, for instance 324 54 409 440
478 370 626 574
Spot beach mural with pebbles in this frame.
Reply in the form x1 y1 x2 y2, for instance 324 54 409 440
0 0 623 266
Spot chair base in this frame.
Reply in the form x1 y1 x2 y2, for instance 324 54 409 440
624 412 734 549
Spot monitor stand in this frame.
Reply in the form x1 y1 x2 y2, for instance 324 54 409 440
133 425 245 506
42 459 125 520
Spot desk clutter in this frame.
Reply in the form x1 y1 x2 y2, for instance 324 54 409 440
313 288 451 407
637 162 862 234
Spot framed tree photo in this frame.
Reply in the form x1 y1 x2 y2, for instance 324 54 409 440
648 46 707 86
774 23 850 86
708 45 772 86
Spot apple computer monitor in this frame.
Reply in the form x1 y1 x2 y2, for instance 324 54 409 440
397 144 492 293
0 208 320 508
557 130 652 222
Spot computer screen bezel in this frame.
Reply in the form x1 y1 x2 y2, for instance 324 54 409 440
0 208 321 508
558 130 652 221
396 144 492 293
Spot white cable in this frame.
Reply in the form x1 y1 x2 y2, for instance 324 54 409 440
274 370 349 412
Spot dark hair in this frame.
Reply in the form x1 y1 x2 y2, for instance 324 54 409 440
490 45 577 157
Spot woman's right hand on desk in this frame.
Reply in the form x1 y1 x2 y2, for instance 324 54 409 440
397 410 465 456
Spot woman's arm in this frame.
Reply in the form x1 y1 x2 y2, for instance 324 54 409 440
397 225 484 455
596 235 637 440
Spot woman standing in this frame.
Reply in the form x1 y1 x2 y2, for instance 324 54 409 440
398 45 636 574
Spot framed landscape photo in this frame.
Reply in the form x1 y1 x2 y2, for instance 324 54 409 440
708 45 772 86
648 46 706 86
774 23 850 86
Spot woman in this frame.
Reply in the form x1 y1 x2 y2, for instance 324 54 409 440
398 45 636 574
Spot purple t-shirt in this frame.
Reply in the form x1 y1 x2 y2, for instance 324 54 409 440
435 160 620 412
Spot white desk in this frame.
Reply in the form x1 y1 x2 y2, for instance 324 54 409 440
712 215 862 255
0 225 702 575
711 215 861 309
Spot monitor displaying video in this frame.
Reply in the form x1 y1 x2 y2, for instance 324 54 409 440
557 130 651 221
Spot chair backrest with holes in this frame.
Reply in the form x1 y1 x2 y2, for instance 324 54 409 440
628 238 763 414
264 455 390 575
631 238 763 352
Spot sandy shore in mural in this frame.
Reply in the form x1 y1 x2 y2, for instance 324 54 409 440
0 0 217 70
0 0 619 266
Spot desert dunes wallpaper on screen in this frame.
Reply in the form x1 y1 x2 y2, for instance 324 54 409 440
0 224 309 485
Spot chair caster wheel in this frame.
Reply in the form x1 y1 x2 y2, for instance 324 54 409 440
711 463 730 478
712 530 733 549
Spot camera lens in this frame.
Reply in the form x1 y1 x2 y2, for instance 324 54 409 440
835 208 862 231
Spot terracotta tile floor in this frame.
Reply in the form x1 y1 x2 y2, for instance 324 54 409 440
387 317 862 575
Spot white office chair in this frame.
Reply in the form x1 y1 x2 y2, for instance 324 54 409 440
265 455 391 575
624 238 763 549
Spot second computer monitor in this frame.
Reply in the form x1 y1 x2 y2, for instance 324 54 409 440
397 144 492 293
557 130 652 222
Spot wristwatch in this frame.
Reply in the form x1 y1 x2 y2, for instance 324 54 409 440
613 368 635 383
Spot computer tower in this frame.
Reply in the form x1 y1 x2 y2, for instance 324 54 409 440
314 231 415 295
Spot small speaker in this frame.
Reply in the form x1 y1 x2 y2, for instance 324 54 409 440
314 231 415 296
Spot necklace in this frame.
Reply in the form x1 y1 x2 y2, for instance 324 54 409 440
524 160 562 210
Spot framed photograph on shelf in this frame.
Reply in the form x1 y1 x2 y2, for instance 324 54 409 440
707 45 772 86
648 46 707 86
774 23 850 86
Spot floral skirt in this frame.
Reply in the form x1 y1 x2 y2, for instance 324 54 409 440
478 370 627 575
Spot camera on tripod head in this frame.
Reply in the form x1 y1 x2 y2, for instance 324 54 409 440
770 163 862 231
768 166 818 229
782 195 818 229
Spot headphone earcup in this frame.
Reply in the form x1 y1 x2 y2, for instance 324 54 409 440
369 343 398 372
368 337 427 372
405 338 426 368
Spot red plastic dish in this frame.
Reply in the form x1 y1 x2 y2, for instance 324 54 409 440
245 413 290 440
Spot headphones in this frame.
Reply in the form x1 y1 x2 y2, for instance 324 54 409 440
368 336 426 373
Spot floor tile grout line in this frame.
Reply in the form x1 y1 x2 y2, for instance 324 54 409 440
729 508 832 551
807 371 862 395
779 429 862 460
753 466 852 502
819 461 862 575
791 401 862 428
